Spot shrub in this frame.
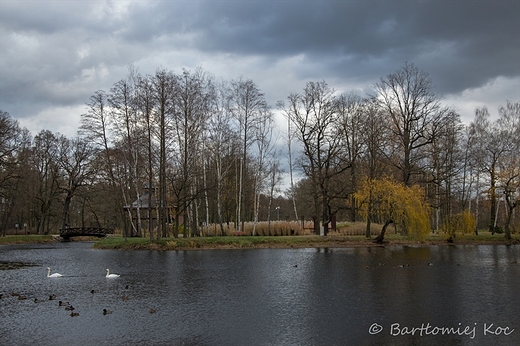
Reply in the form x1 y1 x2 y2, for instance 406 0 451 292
441 210 476 239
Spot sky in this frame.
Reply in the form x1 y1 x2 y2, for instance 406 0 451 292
1 0 519 139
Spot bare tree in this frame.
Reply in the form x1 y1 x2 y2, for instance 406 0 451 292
251 106 276 235
425 110 463 232
0 111 25 188
0 112 31 235
267 155 284 234
229 78 269 232
457 126 477 220
0 112 29 192
79 90 128 232
359 98 390 237
109 72 148 237
206 80 238 235
469 106 505 234
170 69 213 237
496 101 520 240
80 91 113 153
335 92 365 222
281 81 349 235
284 103 299 221
135 74 158 241
374 62 449 186
152 68 175 238
30 130 62 234
57 136 95 230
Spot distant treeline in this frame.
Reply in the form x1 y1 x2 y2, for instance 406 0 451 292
1 63 518 239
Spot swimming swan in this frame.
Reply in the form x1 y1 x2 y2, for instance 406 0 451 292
105 269 120 278
46 267 63 278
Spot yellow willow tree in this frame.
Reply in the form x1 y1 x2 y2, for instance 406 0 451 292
355 177 431 243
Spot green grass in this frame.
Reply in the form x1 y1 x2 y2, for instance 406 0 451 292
93 231 519 250
0 235 55 244
1 230 517 249
439 230 519 242
92 234 378 250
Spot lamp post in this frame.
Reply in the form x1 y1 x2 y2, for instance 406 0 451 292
275 206 280 221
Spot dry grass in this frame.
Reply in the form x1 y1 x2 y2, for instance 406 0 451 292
203 221 393 237
333 222 390 236
137 221 390 238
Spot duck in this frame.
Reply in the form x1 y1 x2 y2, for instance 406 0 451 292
70 312 79 317
58 301 70 306
34 298 44 303
105 269 120 278
65 305 75 311
90 289 99 294
149 308 156 314
46 267 63 278
121 295 130 301
103 309 113 315
17 295 27 300
49 294 57 300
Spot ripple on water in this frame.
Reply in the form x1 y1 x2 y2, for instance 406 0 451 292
0 243 519 346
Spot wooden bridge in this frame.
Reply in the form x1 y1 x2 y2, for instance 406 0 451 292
59 227 114 241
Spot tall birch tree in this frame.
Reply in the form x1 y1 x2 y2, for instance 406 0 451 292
229 78 269 232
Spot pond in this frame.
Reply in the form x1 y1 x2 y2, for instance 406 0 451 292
0 242 519 345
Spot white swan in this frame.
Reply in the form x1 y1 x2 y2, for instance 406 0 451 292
105 269 120 278
46 267 63 278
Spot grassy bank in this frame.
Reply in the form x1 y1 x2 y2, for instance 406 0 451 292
1 232 518 249
0 235 56 245
92 235 376 250
92 232 519 250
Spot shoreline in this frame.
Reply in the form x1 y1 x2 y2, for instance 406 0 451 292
70 234 520 251
1 234 518 251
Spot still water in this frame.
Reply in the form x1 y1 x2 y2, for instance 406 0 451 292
0 242 519 346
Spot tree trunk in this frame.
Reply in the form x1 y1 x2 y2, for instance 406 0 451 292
61 192 73 230
489 162 497 234
504 207 512 241
374 219 393 243
321 195 329 236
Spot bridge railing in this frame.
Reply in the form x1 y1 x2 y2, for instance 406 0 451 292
59 227 114 239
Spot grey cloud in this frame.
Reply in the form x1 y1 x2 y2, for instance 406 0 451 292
131 0 519 95
1 0 518 128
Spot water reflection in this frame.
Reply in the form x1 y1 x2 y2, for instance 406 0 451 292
0 243 519 345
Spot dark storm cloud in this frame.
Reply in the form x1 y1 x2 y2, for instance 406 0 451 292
100 0 519 97
0 0 518 134
174 0 519 93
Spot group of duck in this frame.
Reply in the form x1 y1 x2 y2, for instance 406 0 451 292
1 268 121 317
2 267 158 317
3 292 82 317
47 267 120 278
43 267 120 316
